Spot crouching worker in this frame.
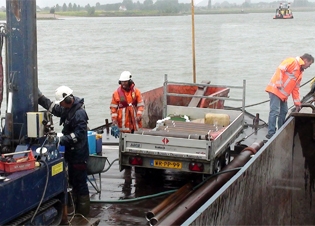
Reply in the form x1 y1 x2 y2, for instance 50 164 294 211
38 86 90 217
110 71 144 136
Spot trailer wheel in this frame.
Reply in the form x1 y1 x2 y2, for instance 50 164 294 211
214 158 222 173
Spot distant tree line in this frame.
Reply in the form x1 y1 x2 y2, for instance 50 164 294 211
48 0 195 15
241 0 313 8
46 0 315 15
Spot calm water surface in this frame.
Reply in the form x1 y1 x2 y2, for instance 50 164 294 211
32 12 315 130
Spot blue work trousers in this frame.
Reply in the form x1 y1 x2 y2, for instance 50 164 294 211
68 162 89 196
267 92 288 137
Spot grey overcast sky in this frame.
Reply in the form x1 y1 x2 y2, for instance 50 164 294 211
0 0 207 8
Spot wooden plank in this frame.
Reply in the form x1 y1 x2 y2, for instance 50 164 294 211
188 80 210 107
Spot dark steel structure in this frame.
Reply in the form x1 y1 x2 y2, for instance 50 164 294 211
5 0 39 144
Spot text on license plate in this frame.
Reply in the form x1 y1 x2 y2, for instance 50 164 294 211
151 159 182 169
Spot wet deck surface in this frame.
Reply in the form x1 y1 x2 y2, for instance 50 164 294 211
67 115 268 226
68 144 202 226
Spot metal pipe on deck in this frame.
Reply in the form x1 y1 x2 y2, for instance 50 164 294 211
164 120 218 130
156 141 265 226
163 120 224 131
146 182 193 222
135 130 210 140
157 126 210 133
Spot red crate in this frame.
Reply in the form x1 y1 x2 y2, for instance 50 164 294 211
2 151 35 173
0 161 3 171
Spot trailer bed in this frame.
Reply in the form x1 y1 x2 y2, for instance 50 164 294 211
120 106 244 174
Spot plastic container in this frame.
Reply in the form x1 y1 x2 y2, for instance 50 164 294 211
58 145 65 153
56 133 65 154
87 131 96 154
3 151 35 173
204 113 230 127
96 134 102 154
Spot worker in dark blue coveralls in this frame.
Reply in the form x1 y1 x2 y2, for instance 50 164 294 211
38 86 90 217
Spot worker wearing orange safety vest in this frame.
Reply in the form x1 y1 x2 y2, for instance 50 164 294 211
265 53 314 139
110 71 144 134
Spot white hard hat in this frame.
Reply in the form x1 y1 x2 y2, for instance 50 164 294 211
119 71 132 81
55 86 73 104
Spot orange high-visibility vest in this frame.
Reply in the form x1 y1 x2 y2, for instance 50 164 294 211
117 87 137 108
265 56 305 106
110 84 144 133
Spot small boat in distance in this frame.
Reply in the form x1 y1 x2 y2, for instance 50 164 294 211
273 2 293 19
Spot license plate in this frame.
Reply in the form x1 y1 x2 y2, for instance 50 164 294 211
151 159 182 169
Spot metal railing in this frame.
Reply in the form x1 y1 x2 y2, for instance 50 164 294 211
162 74 246 120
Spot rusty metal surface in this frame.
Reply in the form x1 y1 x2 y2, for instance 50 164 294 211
156 141 264 225
148 182 194 225
142 85 229 128
159 120 223 135
183 116 315 225
135 129 210 140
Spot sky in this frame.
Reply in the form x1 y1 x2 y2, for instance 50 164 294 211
0 0 208 8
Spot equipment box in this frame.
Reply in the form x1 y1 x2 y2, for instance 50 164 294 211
88 131 97 154
1 151 35 173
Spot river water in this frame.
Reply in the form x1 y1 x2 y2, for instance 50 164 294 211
12 11 315 130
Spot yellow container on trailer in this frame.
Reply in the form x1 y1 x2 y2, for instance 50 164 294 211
204 113 230 127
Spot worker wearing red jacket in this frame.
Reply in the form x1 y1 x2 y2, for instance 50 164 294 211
110 71 144 135
265 53 314 139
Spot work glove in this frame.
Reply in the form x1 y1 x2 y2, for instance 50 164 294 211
111 125 120 138
295 105 301 112
136 115 142 122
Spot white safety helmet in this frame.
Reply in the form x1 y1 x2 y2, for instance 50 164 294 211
119 71 132 81
55 86 73 104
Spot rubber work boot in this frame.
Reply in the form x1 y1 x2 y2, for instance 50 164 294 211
67 192 77 215
76 195 90 217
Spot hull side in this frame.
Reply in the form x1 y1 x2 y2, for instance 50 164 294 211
184 116 315 225
273 14 293 19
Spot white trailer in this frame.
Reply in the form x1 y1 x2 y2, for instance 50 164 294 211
119 78 247 175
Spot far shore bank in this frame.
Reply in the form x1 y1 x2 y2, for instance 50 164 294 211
51 7 315 18
0 7 314 20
